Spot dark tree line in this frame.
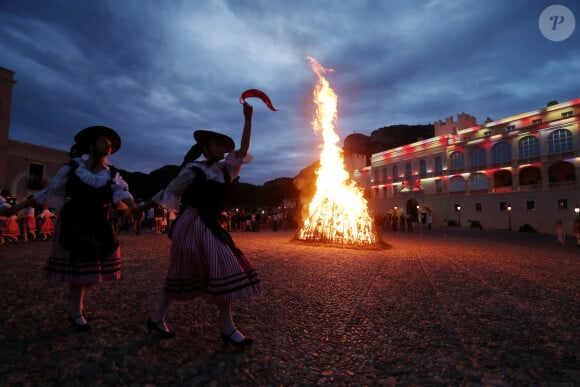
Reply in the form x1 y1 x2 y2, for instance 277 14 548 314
119 166 300 211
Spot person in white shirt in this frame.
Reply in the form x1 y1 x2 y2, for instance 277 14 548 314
142 103 262 346
1 126 138 331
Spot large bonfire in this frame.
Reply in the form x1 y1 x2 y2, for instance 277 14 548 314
297 56 378 247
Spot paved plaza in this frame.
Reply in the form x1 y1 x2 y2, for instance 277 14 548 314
0 227 578 386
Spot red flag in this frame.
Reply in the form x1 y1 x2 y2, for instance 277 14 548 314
240 89 277 111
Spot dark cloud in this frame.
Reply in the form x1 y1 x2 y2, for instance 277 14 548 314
1 0 579 185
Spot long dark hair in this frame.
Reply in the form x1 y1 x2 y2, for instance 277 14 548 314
180 143 203 168
69 143 90 158
69 140 106 171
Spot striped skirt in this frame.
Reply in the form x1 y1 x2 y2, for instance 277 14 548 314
44 219 121 284
165 207 262 303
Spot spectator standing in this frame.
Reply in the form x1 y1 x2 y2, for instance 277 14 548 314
555 220 565 245
153 205 164 233
399 213 406 232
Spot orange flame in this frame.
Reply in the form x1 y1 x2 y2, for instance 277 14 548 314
298 56 376 245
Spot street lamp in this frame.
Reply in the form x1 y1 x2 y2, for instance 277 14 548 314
575 206 579 220
507 205 512 231
456 205 461 227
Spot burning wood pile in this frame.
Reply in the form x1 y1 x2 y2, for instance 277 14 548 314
296 57 383 249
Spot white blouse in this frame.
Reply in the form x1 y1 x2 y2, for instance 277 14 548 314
33 157 133 213
153 152 252 211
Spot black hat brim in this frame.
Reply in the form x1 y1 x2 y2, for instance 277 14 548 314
194 130 235 153
74 126 121 154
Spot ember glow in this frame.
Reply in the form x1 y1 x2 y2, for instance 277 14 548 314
297 56 377 245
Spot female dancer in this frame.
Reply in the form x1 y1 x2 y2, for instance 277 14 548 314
19 199 37 242
37 205 55 240
145 103 262 346
1 126 138 331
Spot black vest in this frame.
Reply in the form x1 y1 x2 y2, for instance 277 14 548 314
180 164 231 215
58 160 119 261
178 164 240 253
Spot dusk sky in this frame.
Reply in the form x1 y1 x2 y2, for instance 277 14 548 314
1 1 579 185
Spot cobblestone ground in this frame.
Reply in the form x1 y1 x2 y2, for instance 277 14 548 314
0 227 578 386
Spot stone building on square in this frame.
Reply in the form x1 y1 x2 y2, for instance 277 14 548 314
0 66 69 201
347 99 580 234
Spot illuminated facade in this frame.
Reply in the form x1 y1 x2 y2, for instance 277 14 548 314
354 99 580 234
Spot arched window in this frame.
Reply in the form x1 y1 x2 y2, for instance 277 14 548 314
492 141 511 163
450 151 465 169
382 167 388 182
392 165 399 181
450 175 467 191
519 166 541 186
469 173 488 190
470 146 486 168
419 160 427 177
518 136 540 159
405 162 412 177
549 161 576 182
547 129 573 154
493 169 512 188
435 157 443 174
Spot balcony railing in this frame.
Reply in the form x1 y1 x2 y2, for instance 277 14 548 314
492 186 513 193
547 151 575 161
519 184 541 191
548 181 577 190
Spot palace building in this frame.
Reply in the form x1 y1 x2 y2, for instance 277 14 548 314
350 98 580 234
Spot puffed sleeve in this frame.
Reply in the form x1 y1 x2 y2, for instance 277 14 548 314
33 164 71 212
224 152 253 182
111 171 134 204
151 166 197 211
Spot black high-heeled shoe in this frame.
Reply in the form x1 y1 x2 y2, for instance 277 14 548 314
220 329 253 348
147 319 176 339
69 314 90 332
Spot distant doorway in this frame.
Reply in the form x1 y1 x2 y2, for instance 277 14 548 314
406 198 419 223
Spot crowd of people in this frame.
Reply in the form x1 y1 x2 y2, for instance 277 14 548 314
2 189 296 245
374 210 433 233
112 205 294 236
0 190 56 245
